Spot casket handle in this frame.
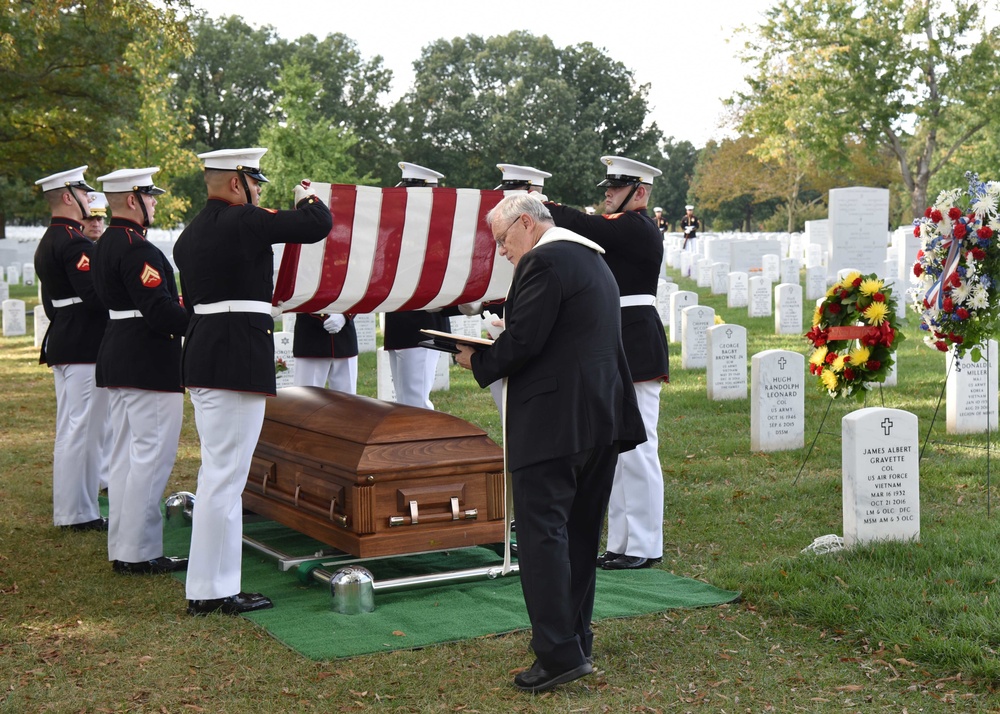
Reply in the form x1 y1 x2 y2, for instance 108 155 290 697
388 501 478 527
328 498 348 528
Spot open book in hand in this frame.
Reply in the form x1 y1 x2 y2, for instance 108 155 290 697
419 329 494 354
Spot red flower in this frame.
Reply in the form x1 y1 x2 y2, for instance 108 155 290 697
843 368 856 381
949 207 962 220
852 276 862 287
950 332 964 345
956 307 970 320
828 302 841 315
913 226 921 237
936 340 948 351
978 226 993 239
825 352 838 364
924 207 933 218
931 209 943 222
914 264 924 277
839 289 849 300
879 323 895 346
917 249 924 260
943 297 954 312
954 222 968 239
805 325 829 346
949 272 961 288
873 292 885 302
866 360 881 370
972 247 986 260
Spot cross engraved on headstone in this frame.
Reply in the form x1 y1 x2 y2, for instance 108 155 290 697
778 356 787 370
726 328 733 339
881 418 893 436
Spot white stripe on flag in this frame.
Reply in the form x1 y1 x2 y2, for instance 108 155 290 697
278 182 332 312
336 186 384 307
434 189 488 306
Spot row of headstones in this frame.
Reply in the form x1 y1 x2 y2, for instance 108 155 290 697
1 264 35 286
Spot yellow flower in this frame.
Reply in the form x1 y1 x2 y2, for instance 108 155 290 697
859 278 884 296
812 305 823 326
840 271 862 289
826 285 839 297
821 369 839 391
849 345 871 366
810 346 829 366
714 315 725 325
863 301 889 325
831 354 847 373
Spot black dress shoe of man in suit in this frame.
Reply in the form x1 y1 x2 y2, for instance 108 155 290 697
596 550 622 566
62 517 108 532
187 592 274 616
113 556 188 575
602 555 661 570
513 660 593 693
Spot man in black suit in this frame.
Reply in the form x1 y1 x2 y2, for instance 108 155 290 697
455 194 644 693
33 166 109 532
92 167 190 576
173 148 333 616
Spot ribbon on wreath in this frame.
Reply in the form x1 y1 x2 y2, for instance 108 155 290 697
922 229 964 310
826 323 895 347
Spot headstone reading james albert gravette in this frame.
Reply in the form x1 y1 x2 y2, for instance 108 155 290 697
751 350 804 451
273 331 295 388
946 341 999 434
728 272 749 308
828 187 890 276
774 283 803 335
34 305 50 348
707 324 747 400
354 313 376 353
842 407 920 547
669 290 698 344
680 305 715 369
3 298 26 336
748 276 772 318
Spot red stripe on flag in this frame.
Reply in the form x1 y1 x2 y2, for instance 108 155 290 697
452 190 505 304
292 185 359 314
348 188 408 314
397 188 458 311
272 243 302 306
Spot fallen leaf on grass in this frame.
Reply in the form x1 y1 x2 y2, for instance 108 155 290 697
835 685 864 692
392 630 405 637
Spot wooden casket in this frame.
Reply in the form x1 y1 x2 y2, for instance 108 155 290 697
245 387 505 558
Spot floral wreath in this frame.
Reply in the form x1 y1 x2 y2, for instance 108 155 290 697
911 172 1000 360
805 271 906 400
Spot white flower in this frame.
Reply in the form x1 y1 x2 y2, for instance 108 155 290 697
952 280 971 304
972 193 998 219
936 188 962 208
990 218 1000 234
970 285 990 310
965 261 978 279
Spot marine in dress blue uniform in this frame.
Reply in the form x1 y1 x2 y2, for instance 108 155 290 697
173 148 333 616
681 204 701 249
292 312 359 393
33 166 109 531
92 167 190 575
546 155 670 570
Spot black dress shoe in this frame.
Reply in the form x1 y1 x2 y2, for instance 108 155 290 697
113 556 188 575
61 517 108 532
602 554 661 570
187 591 274 616
513 659 593 693
596 550 622 566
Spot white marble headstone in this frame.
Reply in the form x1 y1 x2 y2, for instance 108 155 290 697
273 331 295 388
2 299 25 337
750 349 804 451
780 257 800 285
280 312 297 334
805 266 827 301
5 265 19 286
774 283 803 335
710 262 730 295
21 263 35 287
0 281 8 302
946 341 999 434
656 280 678 327
707 324 747 400
748 276 772 318
805 243 824 269
33 305 50 348
842 407 920 548
376 347 396 401
669 290 698 343
680 305 715 369
828 187 890 275
667 247 682 271
696 259 712 288
761 254 780 284
680 251 694 278
727 272 748 308
354 313 377 353
431 350 450 392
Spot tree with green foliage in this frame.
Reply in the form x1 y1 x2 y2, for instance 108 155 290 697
735 0 1000 218
388 31 662 205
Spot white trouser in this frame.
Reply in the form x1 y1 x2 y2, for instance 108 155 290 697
293 356 358 394
51 363 103 526
93 386 112 490
388 347 436 409
106 389 184 563
606 379 664 559
185 388 266 600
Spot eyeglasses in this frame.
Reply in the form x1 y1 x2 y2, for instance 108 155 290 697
494 216 521 248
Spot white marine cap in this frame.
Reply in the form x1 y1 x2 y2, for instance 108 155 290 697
87 192 109 216
596 156 662 187
97 167 166 195
35 166 96 193
653 206 663 212
198 148 270 182
685 204 695 210
397 161 444 186
495 163 552 190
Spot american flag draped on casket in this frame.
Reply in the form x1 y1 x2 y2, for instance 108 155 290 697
272 183 514 314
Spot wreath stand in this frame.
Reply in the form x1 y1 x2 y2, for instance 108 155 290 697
918 348 995 517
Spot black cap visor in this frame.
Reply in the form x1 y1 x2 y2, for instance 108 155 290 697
596 174 643 189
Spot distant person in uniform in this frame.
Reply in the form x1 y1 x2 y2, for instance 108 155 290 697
653 206 669 234
92 167 189 575
546 156 669 570
383 162 452 409
292 312 359 393
33 166 109 532
680 204 701 250
173 148 332 616
82 192 108 241
455 193 644 693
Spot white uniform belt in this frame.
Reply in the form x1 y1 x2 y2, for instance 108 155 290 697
193 300 272 315
620 294 656 308
51 297 82 308
109 309 143 320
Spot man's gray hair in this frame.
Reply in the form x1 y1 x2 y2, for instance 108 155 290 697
486 193 552 227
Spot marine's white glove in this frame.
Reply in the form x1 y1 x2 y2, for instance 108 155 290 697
458 301 483 316
270 304 283 320
528 192 549 203
323 313 346 334
294 179 318 205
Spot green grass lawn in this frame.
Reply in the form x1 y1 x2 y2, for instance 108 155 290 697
2 272 1000 712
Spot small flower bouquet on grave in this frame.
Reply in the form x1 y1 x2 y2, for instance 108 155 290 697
275 357 288 375
911 172 1000 360
805 271 905 400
